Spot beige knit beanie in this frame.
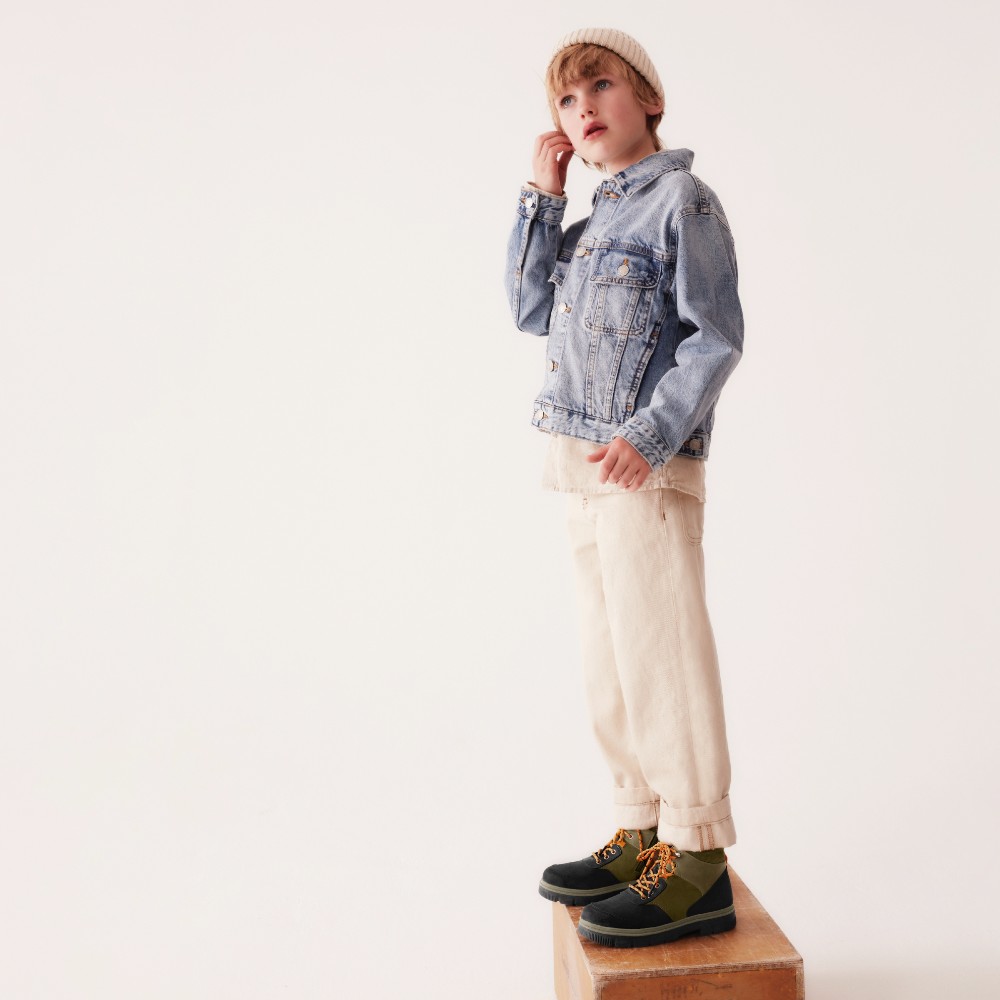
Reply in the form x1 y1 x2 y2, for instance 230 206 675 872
550 27 664 103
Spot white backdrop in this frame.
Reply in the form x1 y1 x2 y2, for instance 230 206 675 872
2 1 999 998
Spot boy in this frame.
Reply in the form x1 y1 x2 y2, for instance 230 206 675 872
504 28 745 948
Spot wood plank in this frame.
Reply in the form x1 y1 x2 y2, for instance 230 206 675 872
552 868 804 1000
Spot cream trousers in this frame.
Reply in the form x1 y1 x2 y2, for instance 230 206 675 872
566 486 736 851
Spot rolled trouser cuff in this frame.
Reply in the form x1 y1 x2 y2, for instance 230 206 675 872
658 796 736 851
612 786 659 830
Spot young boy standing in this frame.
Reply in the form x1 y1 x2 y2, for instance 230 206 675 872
504 28 745 948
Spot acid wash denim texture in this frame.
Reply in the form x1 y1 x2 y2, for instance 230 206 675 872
504 148 744 470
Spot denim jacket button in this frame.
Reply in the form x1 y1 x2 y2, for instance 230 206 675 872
575 245 588 257
549 360 559 371
533 409 547 421
559 302 571 313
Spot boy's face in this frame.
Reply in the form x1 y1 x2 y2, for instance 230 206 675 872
554 69 663 174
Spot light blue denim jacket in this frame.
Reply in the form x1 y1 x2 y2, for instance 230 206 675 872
504 148 744 469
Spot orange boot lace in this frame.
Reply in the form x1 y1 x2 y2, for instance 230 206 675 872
629 842 680 898
591 828 647 864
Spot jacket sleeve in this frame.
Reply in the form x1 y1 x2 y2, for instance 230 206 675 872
503 185 569 336
614 209 744 468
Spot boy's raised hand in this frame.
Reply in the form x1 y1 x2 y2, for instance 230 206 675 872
532 130 574 196
588 437 652 492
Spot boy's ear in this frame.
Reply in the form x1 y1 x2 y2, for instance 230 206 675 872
641 98 664 116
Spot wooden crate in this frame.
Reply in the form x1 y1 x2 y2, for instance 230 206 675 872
553 868 803 1000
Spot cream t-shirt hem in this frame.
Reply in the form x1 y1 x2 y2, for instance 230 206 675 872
540 431 706 501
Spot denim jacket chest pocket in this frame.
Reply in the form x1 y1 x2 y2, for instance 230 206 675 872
583 247 663 336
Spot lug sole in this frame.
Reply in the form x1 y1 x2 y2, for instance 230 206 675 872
538 879 633 906
578 905 736 948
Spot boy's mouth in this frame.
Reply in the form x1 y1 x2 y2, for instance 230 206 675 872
584 122 607 140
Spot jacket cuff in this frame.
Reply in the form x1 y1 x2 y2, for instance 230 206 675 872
525 180 566 199
517 184 567 224
613 418 673 470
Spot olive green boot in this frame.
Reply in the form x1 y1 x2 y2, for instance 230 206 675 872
578 842 736 947
538 828 658 906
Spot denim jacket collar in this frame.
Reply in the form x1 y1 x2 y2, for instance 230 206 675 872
600 148 695 200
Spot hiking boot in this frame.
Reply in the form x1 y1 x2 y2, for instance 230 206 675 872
538 828 658 906
577 842 736 947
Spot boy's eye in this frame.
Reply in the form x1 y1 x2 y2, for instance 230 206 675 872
559 95 573 108
594 79 611 91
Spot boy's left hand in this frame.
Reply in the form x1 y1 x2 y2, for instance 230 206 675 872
588 438 652 491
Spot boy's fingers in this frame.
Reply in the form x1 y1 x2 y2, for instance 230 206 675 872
601 453 629 485
540 142 574 163
532 134 574 190
558 155 572 186
587 445 609 463
539 132 573 148
534 131 570 153
622 466 644 490
625 467 649 492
